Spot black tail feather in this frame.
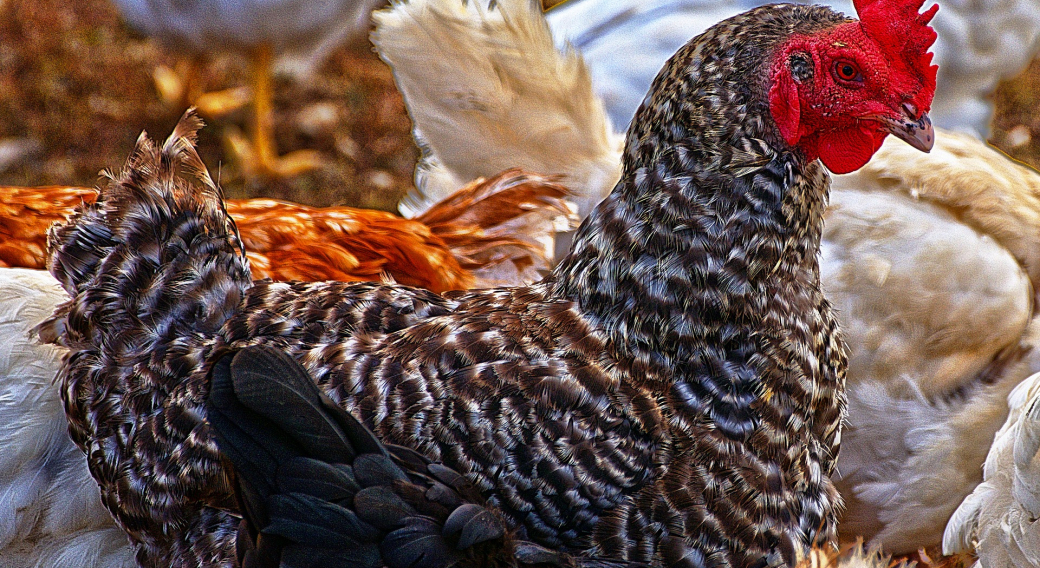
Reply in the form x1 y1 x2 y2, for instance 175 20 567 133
207 345 648 568
206 344 513 568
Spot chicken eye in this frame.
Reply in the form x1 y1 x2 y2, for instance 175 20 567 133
833 61 862 83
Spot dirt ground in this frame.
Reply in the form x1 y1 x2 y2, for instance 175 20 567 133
2 0 1039 214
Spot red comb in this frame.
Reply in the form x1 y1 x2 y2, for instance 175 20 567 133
854 0 939 82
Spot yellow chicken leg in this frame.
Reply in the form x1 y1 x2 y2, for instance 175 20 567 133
153 57 252 118
225 43 324 179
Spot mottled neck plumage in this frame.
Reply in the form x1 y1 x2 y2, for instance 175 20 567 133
549 4 846 363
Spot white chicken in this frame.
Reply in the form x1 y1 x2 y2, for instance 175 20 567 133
373 0 1040 556
113 0 386 177
545 0 1040 138
0 268 135 568
372 0 622 220
822 137 1040 551
943 371 1040 568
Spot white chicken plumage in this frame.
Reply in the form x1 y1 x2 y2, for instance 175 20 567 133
372 0 622 219
943 371 1040 567
112 0 387 177
113 0 384 75
0 268 134 568
374 0 1040 556
819 130 1040 556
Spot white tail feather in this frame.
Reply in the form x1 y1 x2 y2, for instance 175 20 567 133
372 0 623 219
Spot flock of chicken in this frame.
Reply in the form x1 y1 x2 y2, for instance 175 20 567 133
2 0 1040 567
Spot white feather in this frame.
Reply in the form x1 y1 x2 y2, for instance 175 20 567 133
0 268 135 568
944 371 1040 567
372 0 623 219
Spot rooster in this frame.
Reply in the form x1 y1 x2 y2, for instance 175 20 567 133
0 173 571 292
41 1 938 566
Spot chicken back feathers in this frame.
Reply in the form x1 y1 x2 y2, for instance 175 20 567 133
0 169 571 293
207 343 644 568
41 0 938 565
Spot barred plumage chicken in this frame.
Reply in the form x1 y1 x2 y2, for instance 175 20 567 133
40 1 938 566
0 173 571 292
207 343 639 568
377 1 1040 557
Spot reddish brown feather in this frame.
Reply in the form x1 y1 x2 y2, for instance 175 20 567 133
0 170 570 292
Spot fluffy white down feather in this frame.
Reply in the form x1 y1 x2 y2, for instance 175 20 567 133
821 187 1033 402
943 371 1040 567
0 268 135 568
545 0 1040 138
832 128 1040 287
372 0 1040 555
822 134 1040 554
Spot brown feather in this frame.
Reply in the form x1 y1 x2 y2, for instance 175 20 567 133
0 169 570 292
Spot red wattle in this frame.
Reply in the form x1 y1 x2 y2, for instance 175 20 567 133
815 124 887 174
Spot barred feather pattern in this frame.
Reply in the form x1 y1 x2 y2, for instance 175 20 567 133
44 5 849 567
547 7 849 564
38 114 251 566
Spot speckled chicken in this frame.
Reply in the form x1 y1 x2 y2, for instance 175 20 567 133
0 173 571 292
208 344 912 568
376 0 1040 557
40 1 938 566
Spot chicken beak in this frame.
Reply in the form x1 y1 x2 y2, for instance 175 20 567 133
879 103 934 153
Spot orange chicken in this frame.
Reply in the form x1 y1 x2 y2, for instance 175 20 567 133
0 169 572 293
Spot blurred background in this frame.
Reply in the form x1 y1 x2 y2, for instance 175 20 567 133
1 0 1038 213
